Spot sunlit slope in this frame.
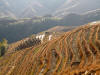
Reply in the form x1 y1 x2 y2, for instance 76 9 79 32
0 23 100 75
7 32 64 53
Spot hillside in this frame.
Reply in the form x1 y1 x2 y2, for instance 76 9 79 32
0 10 100 43
46 26 77 32
0 16 61 43
7 32 64 53
0 22 100 75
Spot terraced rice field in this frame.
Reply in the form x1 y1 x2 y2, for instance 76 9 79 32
0 23 100 75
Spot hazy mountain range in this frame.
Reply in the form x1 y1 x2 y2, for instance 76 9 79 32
0 8 100 43
0 0 100 43
0 0 100 18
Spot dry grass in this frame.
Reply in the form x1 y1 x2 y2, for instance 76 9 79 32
0 23 100 75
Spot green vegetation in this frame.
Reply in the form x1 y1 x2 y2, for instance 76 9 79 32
0 39 8 57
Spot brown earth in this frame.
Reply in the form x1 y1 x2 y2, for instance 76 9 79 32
0 23 100 75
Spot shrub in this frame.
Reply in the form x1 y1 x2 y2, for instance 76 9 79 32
0 38 8 57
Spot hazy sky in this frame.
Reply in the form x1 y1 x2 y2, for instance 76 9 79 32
0 0 100 17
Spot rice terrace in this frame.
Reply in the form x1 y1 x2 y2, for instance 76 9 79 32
0 22 100 75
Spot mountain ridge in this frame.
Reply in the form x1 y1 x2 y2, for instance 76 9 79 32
0 10 100 43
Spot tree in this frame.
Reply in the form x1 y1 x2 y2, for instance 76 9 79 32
0 38 8 57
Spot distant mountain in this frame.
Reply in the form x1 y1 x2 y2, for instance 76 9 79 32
60 9 100 25
0 9 100 43
0 0 15 18
54 0 100 16
81 9 100 23
0 0 100 18
0 0 66 18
